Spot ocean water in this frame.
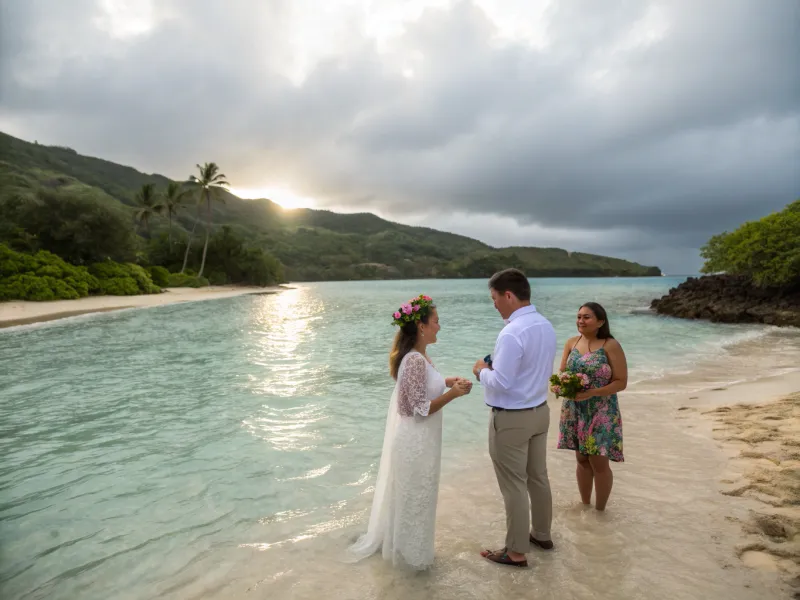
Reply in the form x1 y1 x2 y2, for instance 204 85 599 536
1 278 799 600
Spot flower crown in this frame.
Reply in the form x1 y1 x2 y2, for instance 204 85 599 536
392 294 434 327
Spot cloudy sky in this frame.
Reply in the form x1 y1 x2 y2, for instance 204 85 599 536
1 0 798 273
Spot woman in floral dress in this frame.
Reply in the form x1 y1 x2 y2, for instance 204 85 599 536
557 302 627 511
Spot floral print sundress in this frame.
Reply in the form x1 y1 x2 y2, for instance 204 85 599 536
557 341 624 462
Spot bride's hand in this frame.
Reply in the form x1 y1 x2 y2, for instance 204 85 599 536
451 379 473 397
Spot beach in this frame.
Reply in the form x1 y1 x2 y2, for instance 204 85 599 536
0 285 287 328
227 363 800 600
680 381 800 585
1 278 799 600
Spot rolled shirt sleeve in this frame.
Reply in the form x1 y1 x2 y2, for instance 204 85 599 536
479 333 523 392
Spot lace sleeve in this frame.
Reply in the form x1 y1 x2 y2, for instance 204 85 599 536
397 353 430 417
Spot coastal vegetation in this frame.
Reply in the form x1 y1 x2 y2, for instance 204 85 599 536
0 131 661 301
651 199 800 327
699 199 799 287
0 244 160 301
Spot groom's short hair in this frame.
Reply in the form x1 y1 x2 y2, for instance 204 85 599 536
489 268 531 301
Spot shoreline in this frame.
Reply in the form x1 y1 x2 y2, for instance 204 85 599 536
222 364 800 600
0 285 289 329
2 284 798 598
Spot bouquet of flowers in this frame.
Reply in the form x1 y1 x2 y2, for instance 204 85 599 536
549 371 591 399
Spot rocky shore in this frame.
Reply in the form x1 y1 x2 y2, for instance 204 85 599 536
651 274 800 327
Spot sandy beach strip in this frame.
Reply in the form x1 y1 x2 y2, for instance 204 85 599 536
0 285 288 328
669 371 800 591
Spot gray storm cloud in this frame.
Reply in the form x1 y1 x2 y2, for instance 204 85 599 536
1 0 797 273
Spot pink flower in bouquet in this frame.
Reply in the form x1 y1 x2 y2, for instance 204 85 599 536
401 304 412 315
393 311 401 319
552 385 562 396
560 372 571 382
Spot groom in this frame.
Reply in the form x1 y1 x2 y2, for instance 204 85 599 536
473 268 558 567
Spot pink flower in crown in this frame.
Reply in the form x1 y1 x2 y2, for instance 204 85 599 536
412 305 420 312
423 295 432 301
393 311 401 319
401 304 412 315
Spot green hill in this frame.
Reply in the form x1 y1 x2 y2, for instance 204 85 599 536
0 132 661 281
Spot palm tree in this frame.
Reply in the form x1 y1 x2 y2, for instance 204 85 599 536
134 183 162 238
162 181 189 247
180 199 202 274
185 162 229 278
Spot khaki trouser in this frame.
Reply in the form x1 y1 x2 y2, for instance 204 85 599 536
488 403 552 554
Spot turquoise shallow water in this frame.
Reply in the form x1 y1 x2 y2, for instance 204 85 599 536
0 277 795 599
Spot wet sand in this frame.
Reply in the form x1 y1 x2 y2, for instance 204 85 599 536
0 285 287 328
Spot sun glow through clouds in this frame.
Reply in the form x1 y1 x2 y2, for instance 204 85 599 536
230 186 317 210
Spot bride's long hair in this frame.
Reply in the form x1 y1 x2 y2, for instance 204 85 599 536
389 308 435 379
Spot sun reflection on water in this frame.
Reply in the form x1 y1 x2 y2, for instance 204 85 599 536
241 403 328 452
245 286 328 398
241 287 332 451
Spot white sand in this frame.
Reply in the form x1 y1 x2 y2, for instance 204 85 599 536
672 378 800 588
0 285 287 328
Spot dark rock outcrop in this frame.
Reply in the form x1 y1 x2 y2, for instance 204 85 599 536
650 275 800 327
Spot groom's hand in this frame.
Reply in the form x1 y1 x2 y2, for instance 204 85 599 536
473 359 489 380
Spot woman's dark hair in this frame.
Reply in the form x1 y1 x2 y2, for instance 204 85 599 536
581 302 614 339
488 268 531 302
389 305 435 379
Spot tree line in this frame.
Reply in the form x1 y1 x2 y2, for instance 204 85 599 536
700 199 799 287
0 161 284 300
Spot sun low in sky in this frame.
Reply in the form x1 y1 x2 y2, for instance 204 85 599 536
229 187 317 210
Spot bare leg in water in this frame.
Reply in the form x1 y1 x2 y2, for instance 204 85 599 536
587 455 613 510
575 452 593 505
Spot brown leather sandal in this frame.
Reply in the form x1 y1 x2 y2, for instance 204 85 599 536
483 550 528 568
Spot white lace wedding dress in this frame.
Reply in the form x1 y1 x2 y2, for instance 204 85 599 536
345 350 446 570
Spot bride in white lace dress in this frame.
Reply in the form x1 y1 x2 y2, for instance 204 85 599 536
346 294 472 570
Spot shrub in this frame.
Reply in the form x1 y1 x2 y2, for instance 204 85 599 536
95 277 140 296
147 265 170 287
90 261 161 296
166 273 209 288
126 264 161 294
206 271 227 286
0 244 102 300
